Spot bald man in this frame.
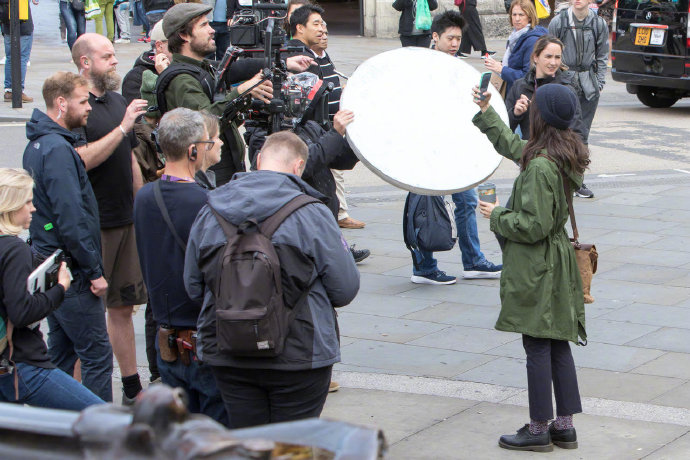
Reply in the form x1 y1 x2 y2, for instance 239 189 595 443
71 33 149 404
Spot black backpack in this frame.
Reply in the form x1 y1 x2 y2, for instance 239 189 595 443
208 194 320 357
403 192 457 253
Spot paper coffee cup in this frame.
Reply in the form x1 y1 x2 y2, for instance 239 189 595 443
478 183 496 203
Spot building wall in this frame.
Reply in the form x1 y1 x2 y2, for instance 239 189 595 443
364 0 512 39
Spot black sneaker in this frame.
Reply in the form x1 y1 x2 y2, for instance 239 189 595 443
457 52 469 58
411 270 457 285
499 424 554 452
549 423 578 449
574 183 594 198
350 245 370 263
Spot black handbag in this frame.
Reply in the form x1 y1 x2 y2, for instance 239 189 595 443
403 192 457 253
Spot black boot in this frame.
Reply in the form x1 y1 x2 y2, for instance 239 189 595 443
498 424 553 452
549 423 578 449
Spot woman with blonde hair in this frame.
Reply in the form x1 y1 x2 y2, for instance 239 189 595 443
484 0 547 95
0 168 103 410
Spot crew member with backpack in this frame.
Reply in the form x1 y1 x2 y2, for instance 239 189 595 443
184 131 360 429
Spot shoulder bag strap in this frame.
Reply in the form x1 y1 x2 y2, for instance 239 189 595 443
153 180 187 253
536 154 579 242
260 195 322 238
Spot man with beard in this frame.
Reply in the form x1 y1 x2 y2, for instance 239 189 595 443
22 72 113 402
71 33 149 405
159 3 313 186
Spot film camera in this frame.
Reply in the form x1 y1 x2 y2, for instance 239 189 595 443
229 0 288 52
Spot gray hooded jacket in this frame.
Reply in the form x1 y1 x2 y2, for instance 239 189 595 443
184 170 359 370
548 8 608 101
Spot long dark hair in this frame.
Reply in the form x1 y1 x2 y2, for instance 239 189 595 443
521 104 590 174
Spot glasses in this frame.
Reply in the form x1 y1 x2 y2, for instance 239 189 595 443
192 140 216 151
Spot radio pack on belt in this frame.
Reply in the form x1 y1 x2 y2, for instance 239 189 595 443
208 194 319 358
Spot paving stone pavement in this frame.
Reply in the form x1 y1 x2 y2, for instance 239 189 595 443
7 5 690 457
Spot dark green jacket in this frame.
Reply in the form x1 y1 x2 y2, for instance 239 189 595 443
473 106 586 344
165 53 244 184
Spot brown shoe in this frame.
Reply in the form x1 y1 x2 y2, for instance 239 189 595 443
3 91 10 102
338 217 365 229
21 93 33 103
328 381 340 393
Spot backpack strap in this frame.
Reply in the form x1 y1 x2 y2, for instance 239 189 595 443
260 195 322 239
153 180 187 253
536 153 579 242
155 63 215 115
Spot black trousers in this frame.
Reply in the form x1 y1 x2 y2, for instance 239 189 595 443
522 335 582 421
400 34 432 48
144 303 159 381
459 5 488 54
211 365 333 429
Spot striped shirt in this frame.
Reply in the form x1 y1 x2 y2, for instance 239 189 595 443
311 50 342 121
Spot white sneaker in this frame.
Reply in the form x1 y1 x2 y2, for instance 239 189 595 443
115 38 131 44
0 57 4 65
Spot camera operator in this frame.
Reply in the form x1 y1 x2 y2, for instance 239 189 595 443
157 3 313 186
0 168 104 410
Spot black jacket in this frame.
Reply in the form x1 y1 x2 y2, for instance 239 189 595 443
122 51 156 104
392 0 438 36
285 38 321 76
142 0 171 13
0 0 32 36
22 109 103 281
505 68 585 141
246 121 358 221
0 236 64 369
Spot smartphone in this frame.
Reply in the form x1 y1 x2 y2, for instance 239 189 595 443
478 72 492 101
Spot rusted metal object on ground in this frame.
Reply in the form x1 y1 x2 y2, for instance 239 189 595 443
0 385 387 459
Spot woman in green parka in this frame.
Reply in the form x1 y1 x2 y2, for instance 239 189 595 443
471 83 589 452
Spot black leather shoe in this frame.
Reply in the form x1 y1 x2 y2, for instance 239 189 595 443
498 424 553 452
350 245 370 264
549 423 578 449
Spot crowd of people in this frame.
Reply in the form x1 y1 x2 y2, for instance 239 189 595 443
0 0 606 452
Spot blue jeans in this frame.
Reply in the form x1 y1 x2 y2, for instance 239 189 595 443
411 246 438 276
47 275 114 402
3 34 32 90
0 362 104 410
133 1 150 35
59 0 86 49
451 189 486 269
156 341 229 426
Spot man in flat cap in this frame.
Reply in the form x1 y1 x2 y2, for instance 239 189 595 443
157 3 312 186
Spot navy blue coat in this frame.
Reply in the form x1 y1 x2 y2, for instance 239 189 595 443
500 26 548 95
23 109 103 281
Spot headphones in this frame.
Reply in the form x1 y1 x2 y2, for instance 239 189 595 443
189 146 198 161
84 58 89 65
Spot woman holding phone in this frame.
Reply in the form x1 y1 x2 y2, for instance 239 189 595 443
0 168 103 410
471 85 589 452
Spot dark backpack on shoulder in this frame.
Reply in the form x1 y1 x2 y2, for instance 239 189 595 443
209 194 320 357
154 63 215 115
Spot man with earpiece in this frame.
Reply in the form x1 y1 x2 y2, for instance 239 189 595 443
132 108 228 425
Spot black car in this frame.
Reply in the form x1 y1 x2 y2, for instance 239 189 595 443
611 0 690 107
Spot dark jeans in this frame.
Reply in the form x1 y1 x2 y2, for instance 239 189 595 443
144 303 159 380
459 4 488 54
400 34 431 48
156 340 228 426
579 93 600 144
522 335 582 421
47 275 114 402
211 365 333 429
211 21 231 61
59 0 86 50
0 362 104 410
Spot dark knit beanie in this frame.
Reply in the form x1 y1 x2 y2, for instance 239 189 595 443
534 84 577 130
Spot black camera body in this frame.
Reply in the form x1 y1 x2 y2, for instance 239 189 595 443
229 1 288 52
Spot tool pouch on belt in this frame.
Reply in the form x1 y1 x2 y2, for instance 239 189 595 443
176 330 195 366
158 326 178 363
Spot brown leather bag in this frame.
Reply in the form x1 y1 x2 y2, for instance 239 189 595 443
562 175 598 304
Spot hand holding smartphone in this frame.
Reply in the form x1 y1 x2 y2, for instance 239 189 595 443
478 72 491 101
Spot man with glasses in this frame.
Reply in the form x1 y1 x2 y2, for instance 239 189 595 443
133 108 228 425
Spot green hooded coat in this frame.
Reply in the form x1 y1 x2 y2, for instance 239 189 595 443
472 106 587 344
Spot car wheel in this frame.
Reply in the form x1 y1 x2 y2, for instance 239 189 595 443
636 87 679 108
